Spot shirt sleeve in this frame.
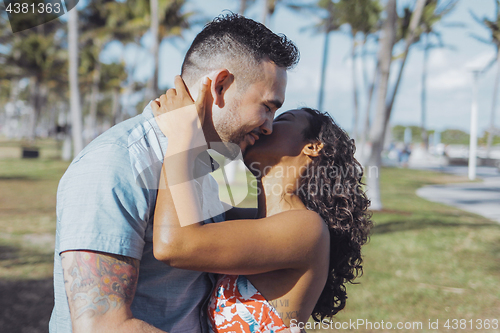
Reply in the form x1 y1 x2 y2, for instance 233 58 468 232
57 143 150 260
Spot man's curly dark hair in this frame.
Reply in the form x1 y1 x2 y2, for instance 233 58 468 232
181 13 299 89
295 108 373 321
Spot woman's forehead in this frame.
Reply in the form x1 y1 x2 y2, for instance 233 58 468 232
275 109 309 119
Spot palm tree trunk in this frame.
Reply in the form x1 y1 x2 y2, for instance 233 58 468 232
318 29 331 111
351 35 360 142
28 76 40 142
87 60 101 144
421 33 430 150
486 47 500 157
385 0 426 119
262 0 270 25
366 0 425 210
147 0 159 101
68 7 84 157
359 40 379 165
240 0 247 15
365 0 397 211
111 88 121 126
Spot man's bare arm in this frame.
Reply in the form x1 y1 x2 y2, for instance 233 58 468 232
61 250 166 333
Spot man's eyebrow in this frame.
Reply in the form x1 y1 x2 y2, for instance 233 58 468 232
266 99 283 109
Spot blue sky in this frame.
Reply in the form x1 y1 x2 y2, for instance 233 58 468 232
98 0 498 135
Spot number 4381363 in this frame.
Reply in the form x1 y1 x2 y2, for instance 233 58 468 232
5 2 61 14
444 319 498 330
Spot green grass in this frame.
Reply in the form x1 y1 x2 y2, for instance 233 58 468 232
0 146 70 279
1 145 499 332
309 168 500 332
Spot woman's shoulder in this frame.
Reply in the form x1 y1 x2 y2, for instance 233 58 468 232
273 209 329 246
277 209 325 226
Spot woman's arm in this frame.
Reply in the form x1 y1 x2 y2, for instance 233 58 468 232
153 169 328 275
151 76 328 275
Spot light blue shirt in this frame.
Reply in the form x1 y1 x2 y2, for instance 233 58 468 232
49 103 224 332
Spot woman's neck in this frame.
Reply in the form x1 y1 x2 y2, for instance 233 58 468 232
256 167 306 218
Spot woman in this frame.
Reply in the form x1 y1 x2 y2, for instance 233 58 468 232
151 78 372 331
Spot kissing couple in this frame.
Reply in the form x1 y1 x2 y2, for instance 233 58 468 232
51 13 372 333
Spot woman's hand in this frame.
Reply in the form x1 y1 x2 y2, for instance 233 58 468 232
151 75 211 153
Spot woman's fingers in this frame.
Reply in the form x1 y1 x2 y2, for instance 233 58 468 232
166 88 177 99
195 77 212 125
151 100 160 115
174 75 192 100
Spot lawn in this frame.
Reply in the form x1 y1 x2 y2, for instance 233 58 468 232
0 142 499 332
309 168 500 333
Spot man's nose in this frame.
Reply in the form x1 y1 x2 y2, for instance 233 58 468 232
260 118 273 135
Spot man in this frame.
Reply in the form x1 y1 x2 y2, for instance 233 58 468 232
49 13 299 332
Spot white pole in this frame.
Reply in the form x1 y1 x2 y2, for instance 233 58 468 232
469 71 479 181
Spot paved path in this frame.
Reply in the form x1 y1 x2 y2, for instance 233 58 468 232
415 166 500 223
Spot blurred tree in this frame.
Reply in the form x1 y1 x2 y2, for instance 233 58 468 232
366 0 426 210
419 0 459 150
4 21 67 143
145 0 193 101
356 0 382 160
99 62 128 125
262 0 278 26
392 124 435 143
337 0 382 142
148 0 159 101
441 129 470 145
68 8 84 155
239 0 256 15
288 0 342 111
471 0 500 158
479 131 500 146
79 0 149 142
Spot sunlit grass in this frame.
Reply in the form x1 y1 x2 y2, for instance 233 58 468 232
310 167 500 332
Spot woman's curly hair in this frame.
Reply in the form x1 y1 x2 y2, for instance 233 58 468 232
295 108 373 321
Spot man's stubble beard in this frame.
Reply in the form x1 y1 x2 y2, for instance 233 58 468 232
212 94 247 158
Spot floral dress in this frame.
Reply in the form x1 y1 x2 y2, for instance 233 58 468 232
208 274 288 333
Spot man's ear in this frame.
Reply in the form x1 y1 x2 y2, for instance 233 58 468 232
209 69 234 108
303 141 324 158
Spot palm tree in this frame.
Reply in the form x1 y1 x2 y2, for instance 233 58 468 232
364 0 397 211
100 62 128 125
147 0 159 102
355 1 382 163
419 0 459 150
471 0 500 158
146 0 193 102
239 0 256 15
316 0 340 111
5 21 67 143
337 0 382 142
68 7 84 156
262 0 278 26
365 0 426 210
288 0 341 111
79 0 148 142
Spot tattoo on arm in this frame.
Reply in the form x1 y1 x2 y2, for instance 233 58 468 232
269 299 300 320
62 251 139 320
